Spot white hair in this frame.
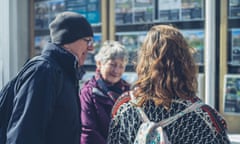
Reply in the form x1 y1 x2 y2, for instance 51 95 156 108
94 40 129 64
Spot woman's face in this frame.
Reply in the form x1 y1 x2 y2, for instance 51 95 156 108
98 58 126 84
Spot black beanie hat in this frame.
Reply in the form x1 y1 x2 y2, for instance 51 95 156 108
49 11 93 45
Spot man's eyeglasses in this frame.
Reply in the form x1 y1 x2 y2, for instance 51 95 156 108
83 38 94 47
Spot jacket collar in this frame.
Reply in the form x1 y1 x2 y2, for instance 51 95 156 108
41 43 78 80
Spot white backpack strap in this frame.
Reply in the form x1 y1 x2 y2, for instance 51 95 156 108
136 107 150 122
159 101 204 127
130 91 150 122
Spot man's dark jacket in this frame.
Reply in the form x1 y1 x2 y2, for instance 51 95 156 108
6 43 81 144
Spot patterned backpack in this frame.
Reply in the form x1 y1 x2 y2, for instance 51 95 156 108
130 92 204 144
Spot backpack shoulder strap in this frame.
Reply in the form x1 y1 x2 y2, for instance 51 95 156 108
111 91 131 118
159 101 204 127
136 107 150 122
130 91 150 122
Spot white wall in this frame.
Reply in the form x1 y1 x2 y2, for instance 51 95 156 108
0 60 3 88
0 0 10 88
0 0 29 88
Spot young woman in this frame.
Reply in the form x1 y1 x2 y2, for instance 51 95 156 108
80 40 130 144
107 25 231 144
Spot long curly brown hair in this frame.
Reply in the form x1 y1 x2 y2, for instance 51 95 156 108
133 25 198 109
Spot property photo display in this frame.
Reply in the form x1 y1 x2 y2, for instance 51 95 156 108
115 31 147 65
34 0 101 30
157 0 204 22
229 0 240 19
65 0 101 25
181 29 204 65
115 0 154 25
230 29 240 65
35 0 65 30
223 74 240 115
34 35 51 55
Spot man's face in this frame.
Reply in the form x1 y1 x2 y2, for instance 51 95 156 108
63 37 94 66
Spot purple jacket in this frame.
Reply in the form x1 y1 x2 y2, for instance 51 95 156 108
80 76 129 144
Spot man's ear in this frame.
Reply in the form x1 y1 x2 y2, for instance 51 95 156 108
63 44 73 54
63 44 69 49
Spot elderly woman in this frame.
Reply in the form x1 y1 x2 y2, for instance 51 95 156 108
79 40 130 144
